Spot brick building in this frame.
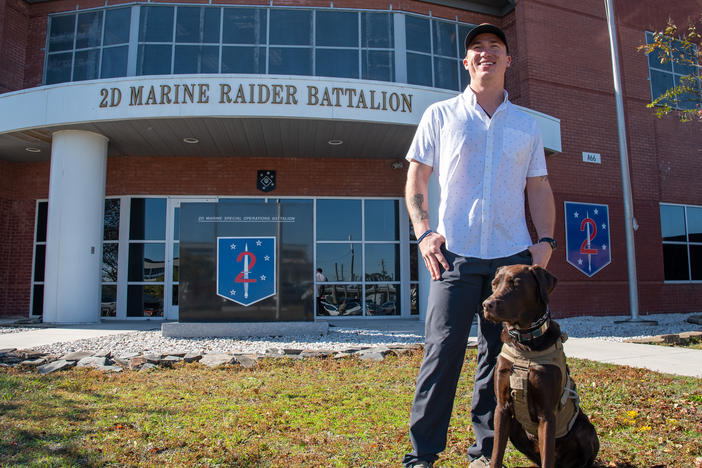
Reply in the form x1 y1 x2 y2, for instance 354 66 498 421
0 0 700 323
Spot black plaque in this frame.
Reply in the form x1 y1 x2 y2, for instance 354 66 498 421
179 200 313 322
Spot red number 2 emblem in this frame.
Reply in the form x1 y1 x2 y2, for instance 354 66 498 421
235 251 257 283
580 218 598 255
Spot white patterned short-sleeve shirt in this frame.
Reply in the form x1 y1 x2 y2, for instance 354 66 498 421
406 86 547 259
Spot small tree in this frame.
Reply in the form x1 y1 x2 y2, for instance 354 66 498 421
638 17 702 122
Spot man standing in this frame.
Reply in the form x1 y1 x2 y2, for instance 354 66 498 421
402 24 556 467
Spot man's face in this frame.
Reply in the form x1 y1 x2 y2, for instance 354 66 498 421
463 33 511 82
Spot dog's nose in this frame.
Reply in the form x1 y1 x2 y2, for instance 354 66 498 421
483 298 495 312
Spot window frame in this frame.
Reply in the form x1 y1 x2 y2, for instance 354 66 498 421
660 202 702 283
645 31 701 111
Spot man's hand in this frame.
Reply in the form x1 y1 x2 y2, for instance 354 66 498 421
419 232 449 280
528 241 552 268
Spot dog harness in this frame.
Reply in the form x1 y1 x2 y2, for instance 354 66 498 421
498 334 581 438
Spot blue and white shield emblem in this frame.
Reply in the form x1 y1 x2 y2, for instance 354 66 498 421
564 202 611 277
217 237 276 306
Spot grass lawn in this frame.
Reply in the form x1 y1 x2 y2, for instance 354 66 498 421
1 349 700 467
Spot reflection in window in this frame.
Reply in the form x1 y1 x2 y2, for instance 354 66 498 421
365 283 398 316
316 49 360 79
101 285 117 317
365 244 400 281
316 243 361 282
223 8 267 44
128 243 166 282
317 199 362 241
269 47 313 76
102 244 119 282
317 284 362 316
316 10 357 47
660 203 702 281
365 199 399 241
31 202 48 316
130 198 167 240
270 9 312 46
127 284 164 317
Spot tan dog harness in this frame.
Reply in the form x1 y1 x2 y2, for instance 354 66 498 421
499 334 581 438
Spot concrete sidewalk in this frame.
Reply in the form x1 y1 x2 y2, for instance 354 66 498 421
564 338 702 378
1 319 700 378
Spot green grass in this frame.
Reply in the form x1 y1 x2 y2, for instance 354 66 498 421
0 350 700 467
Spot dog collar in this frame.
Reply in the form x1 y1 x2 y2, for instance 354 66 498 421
507 308 551 343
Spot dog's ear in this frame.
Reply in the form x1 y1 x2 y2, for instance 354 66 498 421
529 266 558 304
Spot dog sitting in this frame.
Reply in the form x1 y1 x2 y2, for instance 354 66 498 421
482 264 599 468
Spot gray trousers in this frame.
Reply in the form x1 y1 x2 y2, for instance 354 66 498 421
403 247 533 465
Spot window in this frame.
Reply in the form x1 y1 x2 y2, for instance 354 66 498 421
45 7 131 84
31 201 48 316
406 16 474 91
660 203 702 281
127 198 167 316
645 31 701 110
45 6 477 90
101 199 120 317
315 199 402 316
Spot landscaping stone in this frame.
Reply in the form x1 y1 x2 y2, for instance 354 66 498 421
356 346 393 361
159 356 183 367
199 353 236 367
0 348 17 356
233 354 259 369
20 358 48 367
128 356 148 370
139 363 158 372
143 353 162 364
679 331 702 340
300 350 334 359
61 351 94 361
113 352 140 367
76 356 109 368
94 349 112 358
183 352 203 363
38 359 76 374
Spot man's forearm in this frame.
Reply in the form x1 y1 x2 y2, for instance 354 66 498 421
405 162 433 236
527 175 555 239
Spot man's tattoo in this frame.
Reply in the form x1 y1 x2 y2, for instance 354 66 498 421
410 194 430 222
539 175 549 182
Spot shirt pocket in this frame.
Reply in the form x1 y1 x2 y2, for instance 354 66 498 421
502 128 533 166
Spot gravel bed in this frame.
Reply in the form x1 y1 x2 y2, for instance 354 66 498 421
4 312 700 357
0 327 36 334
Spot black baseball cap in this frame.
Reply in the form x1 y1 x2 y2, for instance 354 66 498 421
464 23 509 53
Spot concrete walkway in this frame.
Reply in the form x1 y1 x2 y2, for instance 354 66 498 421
1 319 700 378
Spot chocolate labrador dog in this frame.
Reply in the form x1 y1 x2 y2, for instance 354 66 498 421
482 265 599 468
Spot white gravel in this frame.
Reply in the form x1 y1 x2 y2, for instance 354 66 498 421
4 312 700 357
0 327 36 334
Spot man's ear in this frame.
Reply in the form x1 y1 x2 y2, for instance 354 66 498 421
529 266 557 304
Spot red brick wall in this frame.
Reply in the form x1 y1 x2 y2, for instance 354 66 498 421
0 160 50 317
105 156 407 197
0 0 29 93
516 0 702 317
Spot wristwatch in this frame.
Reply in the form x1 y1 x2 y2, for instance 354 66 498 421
538 237 557 250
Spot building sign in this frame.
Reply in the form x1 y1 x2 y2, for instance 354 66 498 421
582 152 601 164
179 200 313 322
98 80 413 113
217 237 276 306
564 201 611 277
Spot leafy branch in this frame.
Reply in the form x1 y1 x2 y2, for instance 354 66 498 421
637 16 702 122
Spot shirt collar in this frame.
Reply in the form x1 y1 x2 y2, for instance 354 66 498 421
462 85 509 112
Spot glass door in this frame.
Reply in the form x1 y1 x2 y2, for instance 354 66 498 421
165 197 217 320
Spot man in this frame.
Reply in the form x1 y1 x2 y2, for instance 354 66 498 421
402 24 556 468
